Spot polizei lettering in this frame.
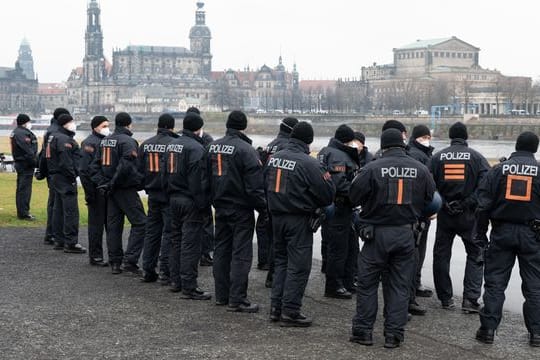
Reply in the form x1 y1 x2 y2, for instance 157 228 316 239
209 144 235 155
143 144 167 153
440 152 471 161
166 144 184 153
267 157 297 171
502 164 538 176
101 139 117 147
381 167 418 178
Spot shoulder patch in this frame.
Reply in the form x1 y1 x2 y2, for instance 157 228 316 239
323 171 331 181
64 143 73 149
333 165 346 172
84 145 95 153
131 150 138 158
25 137 31 143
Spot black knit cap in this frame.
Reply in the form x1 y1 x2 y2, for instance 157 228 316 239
290 121 314 145
382 119 406 133
412 125 431 139
381 128 406 149
183 112 204 131
115 112 132 127
158 114 175 129
280 117 299 134
53 107 70 120
91 116 108 129
354 131 366 145
449 121 468 140
516 131 539 153
335 124 355 144
186 106 201 115
226 110 248 130
57 114 74 127
16 113 31 126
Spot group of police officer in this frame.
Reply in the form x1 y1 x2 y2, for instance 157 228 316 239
9 108 540 349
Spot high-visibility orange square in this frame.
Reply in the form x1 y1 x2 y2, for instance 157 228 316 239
505 175 532 201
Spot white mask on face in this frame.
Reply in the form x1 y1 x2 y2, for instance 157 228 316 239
418 139 430 147
200 128 204 138
25 122 32 131
65 122 77 133
99 127 111 137
348 142 360 149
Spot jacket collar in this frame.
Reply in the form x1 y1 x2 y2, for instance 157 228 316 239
328 138 360 165
226 128 253 145
276 130 291 139
58 126 75 138
409 138 434 155
92 130 105 139
158 128 179 138
450 138 468 146
181 129 203 144
114 126 133 137
509 151 537 160
381 147 408 158
286 138 310 154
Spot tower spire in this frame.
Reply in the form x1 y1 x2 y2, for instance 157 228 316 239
84 0 105 83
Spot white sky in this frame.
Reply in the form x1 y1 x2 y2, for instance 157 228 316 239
1 0 538 83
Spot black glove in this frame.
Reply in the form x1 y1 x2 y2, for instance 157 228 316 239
445 200 464 216
309 208 324 233
96 183 111 197
34 169 46 181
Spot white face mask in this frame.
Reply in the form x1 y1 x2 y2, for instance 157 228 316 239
98 127 111 137
65 122 77 133
348 142 360 149
418 139 430 147
24 122 32 131
199 128 204 138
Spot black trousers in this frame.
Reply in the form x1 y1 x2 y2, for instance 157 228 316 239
87 191 106 260
481 223 540 334
106 188 146 265
255 211 270 266
213 208 255 306
14 162 33 218
409 220 431 303
271 213 313 315
169 196 203 291
433 210 483 302
142 197 172 275
45 177 55 239
51 174 79 246
200 208 214 256
323 206 356 292
352 225 415 341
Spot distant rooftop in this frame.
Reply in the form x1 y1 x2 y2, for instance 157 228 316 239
118 45 191 55
397 37 454 50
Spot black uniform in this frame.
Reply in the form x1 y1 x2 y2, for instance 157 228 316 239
90 127 146 267
200 131 215 260
208 128 267 306
138 128 179 278
407 138 435 302
476 151 540 335
430 139 490 305
166 130 209 291
10 125 37 218
265 139 335 316
41 120 60 241
318 138 360 294
350 147 436 342
358 147 374 168
45 127 81 247
80 131 107 261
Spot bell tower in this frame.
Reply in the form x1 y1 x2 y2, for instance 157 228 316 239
83 0 105 84
189 2 212 77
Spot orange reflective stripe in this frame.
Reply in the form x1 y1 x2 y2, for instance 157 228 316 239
445 175 465 180
149 153 154 172
217 154 222 176
275 169 282 193
397 178 403 205
154 153 159 172
444 164 465 169
45 144 51 158
169 153 174 173
445 169 465 174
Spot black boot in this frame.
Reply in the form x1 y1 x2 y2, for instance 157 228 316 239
475 327 495 344
111 263 122 275
350 331 373 346
280 313 312 327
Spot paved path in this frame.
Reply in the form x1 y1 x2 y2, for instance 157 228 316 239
0 228 537 359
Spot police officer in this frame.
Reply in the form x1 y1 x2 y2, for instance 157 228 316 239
352 131 374 167
10 114 37 220
407 124 435 315
349 128 436 348
138 114 178 283
430 122 490 311
90 112 146 275
166 112 212 300
45 114 86 254
259 117 299 287
208 110 266 312
39 107 71 245
79 116 111 266
266 121 335 327
475 131 540 347
319 124 360 299
187 106 215 267
373 120 408 158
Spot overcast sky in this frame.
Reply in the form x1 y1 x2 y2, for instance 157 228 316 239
0 0 538 83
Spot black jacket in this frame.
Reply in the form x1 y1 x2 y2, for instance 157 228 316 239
430 138 490 207
317 138 360 201
261 130 290 164
79 131 105 201
90 127 143 190
37 120 60 177
207 128 266 211
10 126 38 167
265 139 335 215
407 139 434 166
45 126 80 180
138 128 179 202
476 151 540 232
201 131 214 147
359 146 374 168
350 147 436 225
166 130 209 209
